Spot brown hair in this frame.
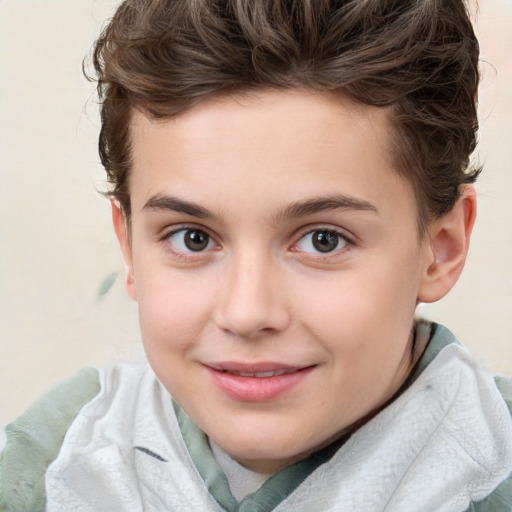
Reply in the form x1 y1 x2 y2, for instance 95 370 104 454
90 0 480 231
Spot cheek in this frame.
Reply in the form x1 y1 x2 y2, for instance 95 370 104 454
134 266 215 351
135 275 213 399
298 270 414 332
294 257 420 362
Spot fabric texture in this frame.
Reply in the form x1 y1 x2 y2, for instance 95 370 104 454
209 439 272 501
468 374 512 512
1 324 512 512
0 367 101 512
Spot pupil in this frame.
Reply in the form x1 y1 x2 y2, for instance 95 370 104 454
184 230 209 251
312 231 338 253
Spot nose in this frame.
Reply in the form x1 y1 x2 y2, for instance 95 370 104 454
214 252 290 339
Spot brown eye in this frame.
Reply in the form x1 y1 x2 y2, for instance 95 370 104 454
184 230 210 251
168 228 214 253
296 229 346 254
311 231 339 252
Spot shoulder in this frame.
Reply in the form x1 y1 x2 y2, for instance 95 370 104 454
469 375 512 512
0 367 101 512
467 377 512 511
416 323 512 511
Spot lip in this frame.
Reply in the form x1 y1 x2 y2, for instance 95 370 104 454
204 362 315 402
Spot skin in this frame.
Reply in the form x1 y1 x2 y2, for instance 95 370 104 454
113 89 475 474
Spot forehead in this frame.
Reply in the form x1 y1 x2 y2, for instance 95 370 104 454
130 90 391 161
128 90 416 225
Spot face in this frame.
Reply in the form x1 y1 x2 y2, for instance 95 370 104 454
117 90 437 473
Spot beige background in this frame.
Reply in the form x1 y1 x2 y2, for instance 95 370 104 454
1 0 511 437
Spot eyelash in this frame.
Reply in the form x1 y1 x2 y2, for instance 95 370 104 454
158 224 354 262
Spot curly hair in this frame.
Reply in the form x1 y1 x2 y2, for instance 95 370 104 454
89 0 480 232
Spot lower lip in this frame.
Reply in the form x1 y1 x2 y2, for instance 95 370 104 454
205 366 314 402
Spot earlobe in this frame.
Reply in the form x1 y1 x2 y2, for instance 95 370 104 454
418 185 477 304
111 200 137 301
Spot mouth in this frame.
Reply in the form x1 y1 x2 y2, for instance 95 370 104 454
218 368 300 378
204 362 316 401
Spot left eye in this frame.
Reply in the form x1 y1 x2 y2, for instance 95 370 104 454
167 228 215 253
295 229 347 254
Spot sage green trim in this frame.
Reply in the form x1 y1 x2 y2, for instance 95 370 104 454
173 400 348 512
0 367 101 512
173 400 238 512
466 475 512 512
495 375 512 413
236 436 347 512
408 322 457 383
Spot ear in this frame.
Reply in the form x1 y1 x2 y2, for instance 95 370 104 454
111 199 137 301
418 185 477 303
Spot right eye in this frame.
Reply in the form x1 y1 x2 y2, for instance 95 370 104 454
166 228 215 254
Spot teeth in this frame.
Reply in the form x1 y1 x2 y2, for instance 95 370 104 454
225 369 294 378
254 371 277 378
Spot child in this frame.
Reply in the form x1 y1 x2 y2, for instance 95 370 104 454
1 0 511 510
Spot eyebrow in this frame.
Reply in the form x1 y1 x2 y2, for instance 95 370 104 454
274 194 378 222
142 193 378 221
143 195 213 218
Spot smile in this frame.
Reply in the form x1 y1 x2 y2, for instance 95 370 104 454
204 363 315 402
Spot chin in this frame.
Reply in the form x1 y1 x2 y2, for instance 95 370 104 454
211 426 319 472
